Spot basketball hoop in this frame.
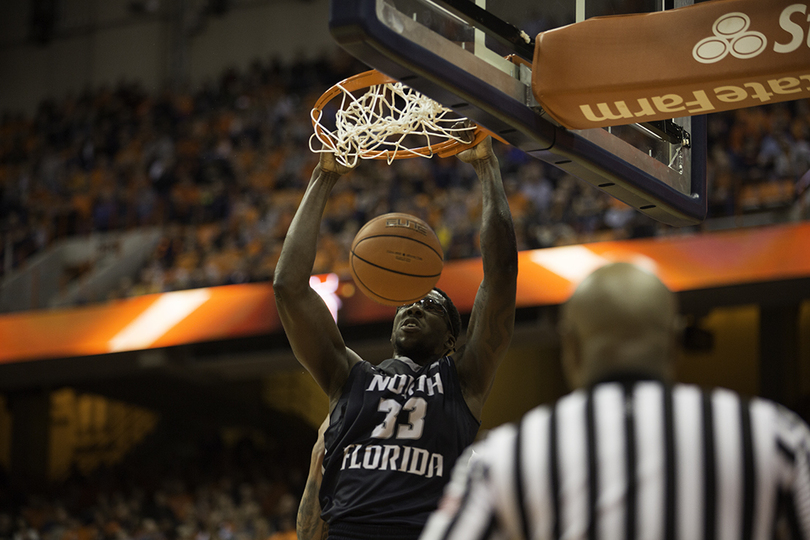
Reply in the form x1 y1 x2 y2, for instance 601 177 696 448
310 70 488 168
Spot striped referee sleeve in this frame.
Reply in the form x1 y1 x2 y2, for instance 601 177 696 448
771 403 810 539
420 432 512 540
420 382 810 540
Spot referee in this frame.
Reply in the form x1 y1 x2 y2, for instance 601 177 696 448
420 262 810 540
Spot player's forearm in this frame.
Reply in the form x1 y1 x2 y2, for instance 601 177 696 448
274 165 341 293
475 155 518 282
298 432 327 540
297 477 327 540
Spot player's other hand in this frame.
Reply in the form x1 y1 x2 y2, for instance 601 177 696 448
319 147 356 177
454 121 495 165
312 417 328 465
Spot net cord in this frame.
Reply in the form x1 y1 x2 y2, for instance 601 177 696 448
310 80 477 167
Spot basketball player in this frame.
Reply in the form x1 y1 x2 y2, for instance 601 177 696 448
298 418 329 540
273 135 517 540
420 262 810 540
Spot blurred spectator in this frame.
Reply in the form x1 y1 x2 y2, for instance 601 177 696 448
1 52 809 301
0 425 312 540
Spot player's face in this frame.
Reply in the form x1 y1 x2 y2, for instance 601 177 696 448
391 291 454 359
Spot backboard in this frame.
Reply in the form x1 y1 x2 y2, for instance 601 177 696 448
329 0 707 226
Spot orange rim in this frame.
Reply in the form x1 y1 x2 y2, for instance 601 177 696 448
311 69 490 160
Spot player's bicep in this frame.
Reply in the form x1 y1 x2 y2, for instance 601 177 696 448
275 285 354 396
455 278 516 402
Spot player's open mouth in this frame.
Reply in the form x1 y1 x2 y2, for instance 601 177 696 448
401 318 420 330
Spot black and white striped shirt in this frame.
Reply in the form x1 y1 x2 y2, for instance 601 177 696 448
420 379 810 540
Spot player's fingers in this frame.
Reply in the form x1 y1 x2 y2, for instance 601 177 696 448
452 120 476 144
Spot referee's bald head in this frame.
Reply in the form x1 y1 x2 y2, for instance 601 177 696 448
559 262 680 389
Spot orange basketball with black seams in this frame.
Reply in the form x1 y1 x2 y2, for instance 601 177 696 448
350 213 444 306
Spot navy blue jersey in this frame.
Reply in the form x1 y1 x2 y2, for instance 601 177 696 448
320 355 480 537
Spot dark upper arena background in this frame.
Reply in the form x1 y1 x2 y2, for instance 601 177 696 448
0 0 809 538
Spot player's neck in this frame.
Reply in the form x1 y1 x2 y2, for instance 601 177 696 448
394 352 443 366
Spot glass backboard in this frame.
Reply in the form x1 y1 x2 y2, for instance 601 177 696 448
329 0 707 226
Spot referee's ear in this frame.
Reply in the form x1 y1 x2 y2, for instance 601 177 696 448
664 314 688 381
559 320 583 390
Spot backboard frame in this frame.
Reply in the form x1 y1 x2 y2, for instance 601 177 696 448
329 0 707 226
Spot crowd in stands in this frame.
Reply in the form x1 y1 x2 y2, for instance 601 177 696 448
1 35 810 540
1 51 809 300
0 425 311 540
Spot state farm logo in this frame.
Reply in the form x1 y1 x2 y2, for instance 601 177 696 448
693 12 767 63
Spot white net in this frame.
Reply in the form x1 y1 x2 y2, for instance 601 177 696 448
310 80 477 168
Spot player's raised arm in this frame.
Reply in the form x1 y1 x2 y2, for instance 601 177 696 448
273 152 362 399
453 136 518 420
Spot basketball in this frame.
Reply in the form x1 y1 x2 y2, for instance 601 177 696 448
349 213 444 306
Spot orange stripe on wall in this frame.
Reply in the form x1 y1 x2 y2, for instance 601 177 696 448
0 222 808 363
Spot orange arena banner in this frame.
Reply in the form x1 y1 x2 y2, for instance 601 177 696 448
532 0 810 129
0 284 281 363
0 222 810 364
